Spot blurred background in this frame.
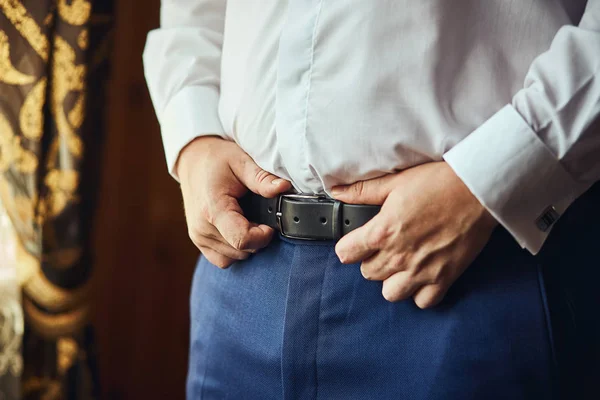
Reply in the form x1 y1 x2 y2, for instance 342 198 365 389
0 0 197 399
0 2 599 400
93 0 196 398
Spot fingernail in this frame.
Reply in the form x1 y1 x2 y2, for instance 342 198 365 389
330 186 344 196
334 246 345 263
382 287 394 302
272 178 285 185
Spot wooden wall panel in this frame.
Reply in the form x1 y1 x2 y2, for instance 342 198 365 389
92 1 197 399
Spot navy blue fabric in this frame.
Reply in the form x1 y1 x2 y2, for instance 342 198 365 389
187 228 556 400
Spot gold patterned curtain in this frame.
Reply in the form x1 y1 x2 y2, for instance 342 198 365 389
0 1 112 399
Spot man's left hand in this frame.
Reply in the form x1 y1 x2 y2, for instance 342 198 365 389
331 162 498 309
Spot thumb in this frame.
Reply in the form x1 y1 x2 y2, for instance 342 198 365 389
230 152 292 198
330 174 396 205
211 198 274 251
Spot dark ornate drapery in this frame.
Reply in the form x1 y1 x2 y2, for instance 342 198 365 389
0 1 112 399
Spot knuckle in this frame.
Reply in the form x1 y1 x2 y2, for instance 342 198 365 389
360 264 373 280
366 234 380 250
367 224 392 249
232 233 251 251
253 167 271 185
428 263 447 284
414 299 427 309
415 288 444 309
200 204 214 225
383 278 409 303
406 264 421 280
213 196 232 213
415 297 434 309
188 227 202 246
204 229 220 241
383 286 405 303
389 252 407 271
210 197 239 225
351 181 365 198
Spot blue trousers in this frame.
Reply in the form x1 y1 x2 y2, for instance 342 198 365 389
187 226 559 400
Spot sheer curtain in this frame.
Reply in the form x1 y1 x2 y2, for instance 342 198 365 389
0 198 22 400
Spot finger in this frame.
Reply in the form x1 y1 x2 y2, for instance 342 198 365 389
200 247 237 269
335 215 387 264
203 236 252 260
381 271 425 302
217 213 274 251
330 174 396 205
335 225 376 264
198 220 257 254
412 284 448 309
230 152 292 198
210 196 275 251
359 250 405 281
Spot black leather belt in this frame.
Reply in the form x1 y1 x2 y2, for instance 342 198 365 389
239 192 381 241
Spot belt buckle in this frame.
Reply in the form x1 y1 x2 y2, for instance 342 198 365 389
276 193 329 240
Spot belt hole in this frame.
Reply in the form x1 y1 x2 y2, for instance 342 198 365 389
293 216 300 223
320 217 327 225
344 219 350 226
267 206 273 213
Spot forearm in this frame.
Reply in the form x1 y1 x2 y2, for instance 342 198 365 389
444 1 600 254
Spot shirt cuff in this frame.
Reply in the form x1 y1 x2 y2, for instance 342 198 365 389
443 105 589 255
158 85 227 180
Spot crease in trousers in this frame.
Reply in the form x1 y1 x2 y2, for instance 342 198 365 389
187 226 559 400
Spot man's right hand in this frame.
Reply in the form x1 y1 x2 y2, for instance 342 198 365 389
176 136 292 268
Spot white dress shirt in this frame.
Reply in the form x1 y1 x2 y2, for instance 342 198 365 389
143 0 600 255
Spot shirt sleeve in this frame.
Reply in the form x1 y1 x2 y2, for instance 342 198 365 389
444 1 600 255
143 0 228 180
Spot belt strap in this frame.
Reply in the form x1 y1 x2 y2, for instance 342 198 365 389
239 192 381 241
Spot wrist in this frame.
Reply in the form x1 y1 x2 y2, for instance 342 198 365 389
175 135 224 180
478 205 499 231
447 161 498 231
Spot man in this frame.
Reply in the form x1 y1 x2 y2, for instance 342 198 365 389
143 1 600 399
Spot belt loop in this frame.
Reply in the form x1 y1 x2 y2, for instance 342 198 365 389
331 200 342 241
